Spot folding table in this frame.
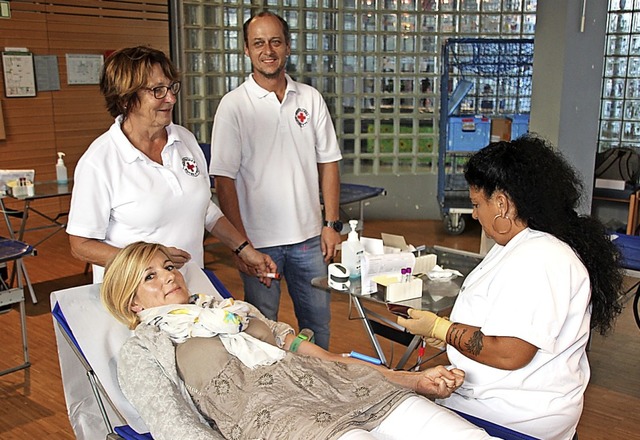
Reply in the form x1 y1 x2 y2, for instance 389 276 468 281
0 180 73 303
312 245 482 369
0 237 35 376
0 180 73 247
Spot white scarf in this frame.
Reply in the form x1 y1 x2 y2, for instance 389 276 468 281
138 294 285 369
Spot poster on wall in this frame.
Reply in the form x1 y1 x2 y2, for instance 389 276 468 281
66 53 103 85
34 54 60 91
2 51 36 97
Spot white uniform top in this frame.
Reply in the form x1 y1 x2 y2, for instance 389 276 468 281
67 116 223 282
441 228 591 440
209 74 342 249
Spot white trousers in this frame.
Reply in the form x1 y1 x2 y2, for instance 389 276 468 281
337 396 498 440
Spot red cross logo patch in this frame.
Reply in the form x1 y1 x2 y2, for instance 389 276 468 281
294 108 310 128
182 157 200 177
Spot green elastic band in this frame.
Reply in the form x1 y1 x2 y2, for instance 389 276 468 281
289 333 308 353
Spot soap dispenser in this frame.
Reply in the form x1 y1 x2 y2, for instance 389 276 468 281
341 220 364 279
56 152 68 184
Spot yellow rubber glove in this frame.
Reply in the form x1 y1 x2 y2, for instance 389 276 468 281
423 336 446 350
397 309 452 341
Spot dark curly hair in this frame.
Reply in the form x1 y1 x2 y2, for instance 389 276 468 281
99 46 180 118
464 135 623 335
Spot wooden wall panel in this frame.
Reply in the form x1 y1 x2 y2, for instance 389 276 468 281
0 0 170 220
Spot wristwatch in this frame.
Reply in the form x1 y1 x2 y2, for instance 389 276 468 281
323 220 343 233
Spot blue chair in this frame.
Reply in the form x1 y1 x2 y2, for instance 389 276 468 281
610 232 640 329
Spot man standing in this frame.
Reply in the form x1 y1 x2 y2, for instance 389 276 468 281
210 11 342 349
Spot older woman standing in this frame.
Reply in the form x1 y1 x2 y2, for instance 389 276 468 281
398 136 624 440
67 46 274 282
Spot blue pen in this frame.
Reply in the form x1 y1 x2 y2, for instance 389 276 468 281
347 351 382 365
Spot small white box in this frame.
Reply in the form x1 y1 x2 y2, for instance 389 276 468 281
7 180 34 197
414 254 437 275
383 278 423 302
595 178 626 190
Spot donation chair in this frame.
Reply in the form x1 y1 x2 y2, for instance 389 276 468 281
52 263 538 440
51 263 231 440
0 237 35 376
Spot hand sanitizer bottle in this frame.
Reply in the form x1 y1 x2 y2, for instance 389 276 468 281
341 220 364 279
56 152 68 184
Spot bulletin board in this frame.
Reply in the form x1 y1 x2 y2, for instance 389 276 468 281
2 51 36 97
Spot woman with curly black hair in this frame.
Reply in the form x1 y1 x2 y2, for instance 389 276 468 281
398 135 623 440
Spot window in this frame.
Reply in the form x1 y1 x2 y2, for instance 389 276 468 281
599 0 640 152
176 0 536 175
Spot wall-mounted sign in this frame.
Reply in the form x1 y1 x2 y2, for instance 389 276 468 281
2 51 36 97
0 1 10 19
66 53 104 85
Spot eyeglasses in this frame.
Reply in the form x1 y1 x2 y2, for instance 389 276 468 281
145 81 181 99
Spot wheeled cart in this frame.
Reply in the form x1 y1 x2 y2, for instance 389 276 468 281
437 38 534 234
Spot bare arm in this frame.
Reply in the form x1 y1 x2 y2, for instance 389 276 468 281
68 235 119 267
214 176 247 236
446 323 538 370
209 215 277 279
69 235 191 268
282 333 463 399
398 309 538 370
318 161 341 262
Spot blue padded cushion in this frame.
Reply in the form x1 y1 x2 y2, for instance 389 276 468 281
453 409 540 440
114 425 153 439
202 268 233 299
611 232 640 271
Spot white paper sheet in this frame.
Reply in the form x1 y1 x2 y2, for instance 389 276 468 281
361 252 416 294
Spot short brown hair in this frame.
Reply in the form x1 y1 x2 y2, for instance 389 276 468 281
100 46 179 118
243 11 291 47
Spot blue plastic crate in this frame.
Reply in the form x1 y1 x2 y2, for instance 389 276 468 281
510 114 530 140
448 116 491 152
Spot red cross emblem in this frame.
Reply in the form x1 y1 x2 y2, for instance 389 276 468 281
182 157 200 177
294 108 310 128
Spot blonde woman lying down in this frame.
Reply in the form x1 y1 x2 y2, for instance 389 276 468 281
101 241 497 440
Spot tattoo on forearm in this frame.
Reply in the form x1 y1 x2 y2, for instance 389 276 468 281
448 324 484 357
448 324 466 347
464 330 484 357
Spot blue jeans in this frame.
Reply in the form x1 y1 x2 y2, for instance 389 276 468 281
241 235 331 349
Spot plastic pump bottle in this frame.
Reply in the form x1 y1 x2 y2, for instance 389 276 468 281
341 220 364 279
56 152 68 184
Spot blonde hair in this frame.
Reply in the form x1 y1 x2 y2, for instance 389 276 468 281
100 241 172 329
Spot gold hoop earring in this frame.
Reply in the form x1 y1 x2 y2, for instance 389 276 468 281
492 214 513 235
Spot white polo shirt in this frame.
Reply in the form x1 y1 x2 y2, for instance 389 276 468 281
210 74 342 249
67 116 223 282
440 228 591 440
